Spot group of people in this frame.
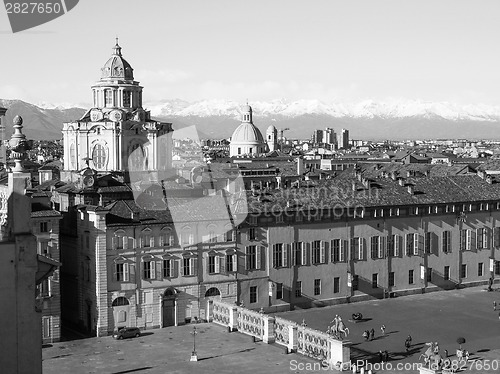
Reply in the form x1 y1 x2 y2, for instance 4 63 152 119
362 328 375 341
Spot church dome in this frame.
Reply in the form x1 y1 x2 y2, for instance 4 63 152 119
242 104 252 113
231 123 265 144
101 41 134 80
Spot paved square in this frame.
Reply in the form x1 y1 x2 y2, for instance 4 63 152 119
277 285 500 373
43 286 500 374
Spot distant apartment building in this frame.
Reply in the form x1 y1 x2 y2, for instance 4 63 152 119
337 128 349 149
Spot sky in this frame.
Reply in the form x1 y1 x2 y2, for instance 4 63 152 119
1 0 500 107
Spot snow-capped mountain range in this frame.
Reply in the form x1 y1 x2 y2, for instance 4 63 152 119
2 98 500 140
144 98 500 122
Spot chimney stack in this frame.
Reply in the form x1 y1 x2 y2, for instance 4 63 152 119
296 157 304 175
407 184 414 195
398 178 405 186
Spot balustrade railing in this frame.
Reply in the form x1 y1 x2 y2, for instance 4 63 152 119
236 307 264 339
273 316 294 347
297 325 331 362
209 300 349 369
212 300 231 327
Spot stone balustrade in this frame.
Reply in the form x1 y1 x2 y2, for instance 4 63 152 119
210 300 351 371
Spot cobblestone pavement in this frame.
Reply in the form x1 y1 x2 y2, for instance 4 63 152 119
43 286 500 374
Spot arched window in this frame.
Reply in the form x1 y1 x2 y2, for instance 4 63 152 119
205 287 221 297
164 288 176 298
161 227 174 247
112 296 129 306
105 89 113 107
92 144 107 169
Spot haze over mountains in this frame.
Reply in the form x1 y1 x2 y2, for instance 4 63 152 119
2 98 500 141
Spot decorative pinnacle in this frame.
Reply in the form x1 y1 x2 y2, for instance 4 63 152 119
8 115 31 172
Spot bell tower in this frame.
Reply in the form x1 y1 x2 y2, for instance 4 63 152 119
61 40 173 182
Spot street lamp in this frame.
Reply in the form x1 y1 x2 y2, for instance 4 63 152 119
190 326 198 362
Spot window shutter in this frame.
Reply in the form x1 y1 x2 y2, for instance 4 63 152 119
150 261 156 279
350 239 356 261
124 263 129 282
272 245 277 268
48 279 52 297
340 240 346 262
291 244 297 266
310 242 315 264
417 234 423 256
380 236 386 258
484 227 490 249
494 227 500 247
459 230 465 251
192 258 198 276
215 255 220 273
471 229 476 251
172 260 178 278
156 261 162 280
371 237 377 259
302 243 308 266
320 241 326 264
219 255 226 274
245 247 250 270
256 246 263 270
232 254 237 272
360 238 366 260
283 244 289 267
130 263 136 282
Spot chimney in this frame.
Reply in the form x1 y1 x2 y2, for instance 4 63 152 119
391 171 397 181
477 170 485 179
296 157 304 175
424 170 430 177
407 184 414 195
406 170 411 178
398 178 405 186
352 181 357 191
486 175 493 184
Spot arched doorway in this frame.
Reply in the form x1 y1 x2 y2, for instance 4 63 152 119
111 296 131 330
203 287 222 321
162 288 177 327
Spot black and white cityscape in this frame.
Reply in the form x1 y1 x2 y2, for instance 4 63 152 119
1 1 500 374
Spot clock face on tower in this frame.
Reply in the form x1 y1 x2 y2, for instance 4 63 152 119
90 109 103 122
109 110 123 122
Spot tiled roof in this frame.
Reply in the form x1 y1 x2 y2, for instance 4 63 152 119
243 172 500 213
31 210 61 218
103 195 243 226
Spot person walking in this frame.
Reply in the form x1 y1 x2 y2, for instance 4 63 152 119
494 301 497 311
381 324 386 335
488 277 493 292
405 335 412 352
370 328 375 341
